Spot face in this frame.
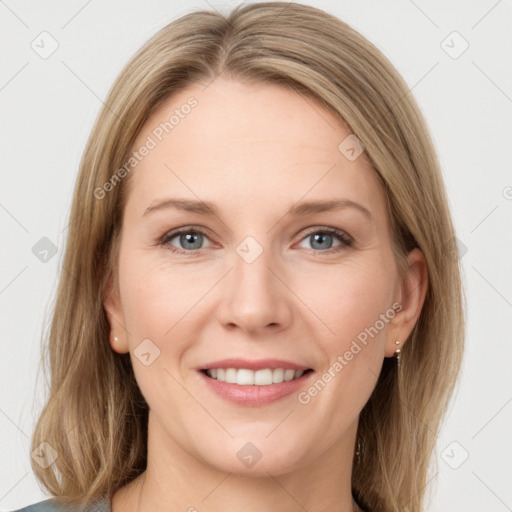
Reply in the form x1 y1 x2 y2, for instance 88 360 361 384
105 77 425 477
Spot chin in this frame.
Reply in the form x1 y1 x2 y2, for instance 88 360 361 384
196 435 312 477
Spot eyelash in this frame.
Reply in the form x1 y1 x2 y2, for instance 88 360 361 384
157 225 353 256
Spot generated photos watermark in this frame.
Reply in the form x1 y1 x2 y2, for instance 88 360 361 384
93 96 198 200
297 302 402 405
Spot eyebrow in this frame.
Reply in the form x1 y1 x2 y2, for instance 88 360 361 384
143 197 372 220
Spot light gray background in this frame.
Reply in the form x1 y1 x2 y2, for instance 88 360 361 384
1 0 511 510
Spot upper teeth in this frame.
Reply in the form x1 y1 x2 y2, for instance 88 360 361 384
205 368 306 386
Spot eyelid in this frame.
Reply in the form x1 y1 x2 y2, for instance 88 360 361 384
158 225 353 254
296 225 353 244
159 225 216 249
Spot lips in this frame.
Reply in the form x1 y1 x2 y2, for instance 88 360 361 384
196 357 315 406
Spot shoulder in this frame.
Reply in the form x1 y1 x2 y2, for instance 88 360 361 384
9 499 61 512
10 497 110 512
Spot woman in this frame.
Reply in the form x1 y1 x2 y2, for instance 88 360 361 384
14 2 465 511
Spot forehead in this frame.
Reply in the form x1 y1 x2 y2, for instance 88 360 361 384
126 77 386 221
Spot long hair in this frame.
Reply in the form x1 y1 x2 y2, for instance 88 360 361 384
30 3 465 510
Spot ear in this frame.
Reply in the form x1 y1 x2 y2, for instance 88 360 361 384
385 248 428 357
104 271 129 354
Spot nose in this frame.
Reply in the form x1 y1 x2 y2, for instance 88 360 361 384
216 239 293 336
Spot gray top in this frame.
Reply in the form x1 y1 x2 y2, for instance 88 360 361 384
10 498 111 512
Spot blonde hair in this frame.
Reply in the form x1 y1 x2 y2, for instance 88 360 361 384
31 2 465 510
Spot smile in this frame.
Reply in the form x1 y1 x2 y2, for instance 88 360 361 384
202 367 312 385
198 367 315 407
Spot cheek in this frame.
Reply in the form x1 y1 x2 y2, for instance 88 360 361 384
300 261 394 411
298 259 394 346
295 259 394 411
117 259 201 412
119 252 208 336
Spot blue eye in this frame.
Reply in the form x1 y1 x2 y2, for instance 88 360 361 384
160 229 212 253
297 227 353 254
158 226 353 255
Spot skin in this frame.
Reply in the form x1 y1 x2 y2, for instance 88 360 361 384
104 77 428 512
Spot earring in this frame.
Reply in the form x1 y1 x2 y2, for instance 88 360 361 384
113 336 119 343
394 340 401 365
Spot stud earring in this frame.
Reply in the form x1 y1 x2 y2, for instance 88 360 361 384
113 336 119 343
